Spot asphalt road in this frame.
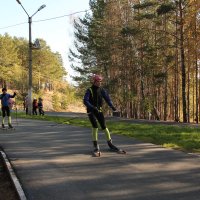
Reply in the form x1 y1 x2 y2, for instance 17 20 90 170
0 118 200 200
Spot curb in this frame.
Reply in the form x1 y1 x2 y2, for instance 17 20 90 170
0 150 27 200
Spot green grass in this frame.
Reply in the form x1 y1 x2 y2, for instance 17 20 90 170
16 113 200 153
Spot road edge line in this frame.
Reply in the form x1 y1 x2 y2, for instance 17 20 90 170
0 150 27 200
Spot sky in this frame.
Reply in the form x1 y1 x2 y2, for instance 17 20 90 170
0 0 90 83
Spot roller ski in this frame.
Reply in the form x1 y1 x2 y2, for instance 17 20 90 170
107 140 126 154
1 124 6 130
92 141 101 157
1 124 15 131
92 148 101 157
8 124 15 130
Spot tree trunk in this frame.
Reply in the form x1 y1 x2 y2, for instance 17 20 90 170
179 0 187 122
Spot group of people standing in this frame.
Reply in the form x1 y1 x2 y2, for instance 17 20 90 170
0 88 45 129
32 97 45 115
24 96 44 115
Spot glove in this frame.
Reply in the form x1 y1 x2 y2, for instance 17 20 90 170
111 106 117 112
14 92 17 96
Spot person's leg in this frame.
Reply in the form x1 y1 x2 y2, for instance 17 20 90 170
39 108 42 115
6 107 13 128
88 113 99 151
33 108 37 115
8 116 13 128
96 112 111 141
88 113 98 138
92 127 98 141
2 107 6 128
96 112 120 151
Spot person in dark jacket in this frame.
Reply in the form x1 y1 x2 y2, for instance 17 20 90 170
38 97 44 115
83 74 125 155
0 88 16 128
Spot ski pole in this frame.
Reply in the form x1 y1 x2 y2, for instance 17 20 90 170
15 107 18 126
14 97 18 126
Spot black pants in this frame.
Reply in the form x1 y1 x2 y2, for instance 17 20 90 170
39 108 44 115
2 106 10 117
88 111 106 129
32 107 37 115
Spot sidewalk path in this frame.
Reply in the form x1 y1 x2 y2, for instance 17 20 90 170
0 118 200 200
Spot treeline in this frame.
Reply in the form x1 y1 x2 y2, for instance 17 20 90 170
69 0 200 123
0 33 76 109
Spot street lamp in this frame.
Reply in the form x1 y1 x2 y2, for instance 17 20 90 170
16 0 46 115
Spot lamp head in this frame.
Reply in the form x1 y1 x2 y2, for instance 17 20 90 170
38 4 46 11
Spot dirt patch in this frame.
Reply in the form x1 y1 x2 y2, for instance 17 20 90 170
0 154 19 200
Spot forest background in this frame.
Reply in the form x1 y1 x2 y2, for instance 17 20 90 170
0 34 84 112
0 0 199 123
69 0 200 123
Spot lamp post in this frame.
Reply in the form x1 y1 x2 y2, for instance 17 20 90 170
16 0 46 115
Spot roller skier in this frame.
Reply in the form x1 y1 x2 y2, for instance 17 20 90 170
0 88 16 129
83 74 126 156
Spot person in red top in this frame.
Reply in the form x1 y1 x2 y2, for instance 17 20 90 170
32 98 38 115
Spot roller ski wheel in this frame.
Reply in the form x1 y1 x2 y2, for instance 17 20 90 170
92 149 101 157
92 148 101 157
92 150 101 157
107 140 126 154
108 148 126 154
1 124 6 129
1 125 15 131
92 141 101 157
1 125 7 131
8 124 15 130
1 128 15 133
117 149 126 154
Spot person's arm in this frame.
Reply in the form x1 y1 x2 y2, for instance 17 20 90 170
10 92 17 98
83 89 96 110
101 88 116 111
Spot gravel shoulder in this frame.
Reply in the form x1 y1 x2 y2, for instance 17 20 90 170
0 152 19 200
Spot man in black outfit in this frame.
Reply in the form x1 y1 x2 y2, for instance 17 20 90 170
83 74 125 155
